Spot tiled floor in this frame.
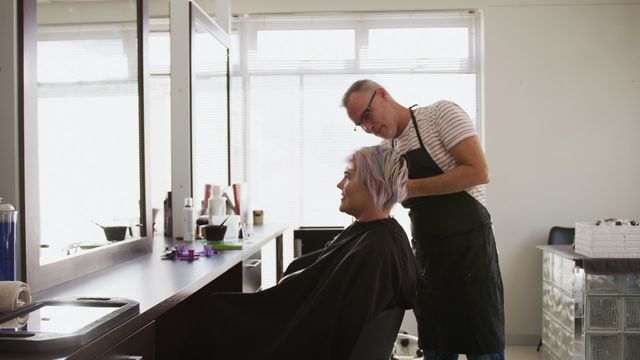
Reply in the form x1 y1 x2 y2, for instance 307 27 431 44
396 315 542 359
396 346 542 359
504 346 542 360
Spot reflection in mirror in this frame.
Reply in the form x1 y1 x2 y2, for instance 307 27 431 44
190 5 230 214
36 0 143 263
148 30 172 233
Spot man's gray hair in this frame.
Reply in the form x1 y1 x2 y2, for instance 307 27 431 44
349 145 408 210
341 79 382 107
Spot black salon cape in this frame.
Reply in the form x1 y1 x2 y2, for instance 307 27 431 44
189 218 416 360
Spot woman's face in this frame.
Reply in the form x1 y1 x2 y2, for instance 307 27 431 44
337 164 374 218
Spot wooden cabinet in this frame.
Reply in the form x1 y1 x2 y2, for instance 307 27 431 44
97 321 155 360
4 225 286 360
243 248 262 293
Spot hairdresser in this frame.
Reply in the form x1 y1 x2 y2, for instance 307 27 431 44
342 79 505 360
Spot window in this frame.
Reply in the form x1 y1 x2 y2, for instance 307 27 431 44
232 12 481 265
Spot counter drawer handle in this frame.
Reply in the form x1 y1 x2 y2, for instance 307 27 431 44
244 259 262 268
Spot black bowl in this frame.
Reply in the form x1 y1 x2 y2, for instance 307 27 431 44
102 226 128 241
203 225 227 241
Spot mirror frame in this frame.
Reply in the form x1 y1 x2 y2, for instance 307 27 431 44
19 0 152 292
170 0 230 239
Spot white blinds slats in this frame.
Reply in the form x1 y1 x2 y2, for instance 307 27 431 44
242 12 475 74
239 11 480 241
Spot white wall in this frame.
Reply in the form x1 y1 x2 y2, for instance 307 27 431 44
230 0 640 345
485 3 640 344
0 0 20 278
0 1 18 205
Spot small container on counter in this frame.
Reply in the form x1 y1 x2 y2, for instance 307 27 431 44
0 198 18 281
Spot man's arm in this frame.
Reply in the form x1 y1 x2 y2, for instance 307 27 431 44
405 135 489 198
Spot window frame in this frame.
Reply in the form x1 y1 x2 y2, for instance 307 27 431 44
230 11 483 265
233 11 483 154
19 0 152 293
238 11 479 75
233 11 484 145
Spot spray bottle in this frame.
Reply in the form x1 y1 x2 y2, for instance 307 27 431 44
183 197 195 241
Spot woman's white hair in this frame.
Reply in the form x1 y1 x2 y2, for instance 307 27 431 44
349 145 408 210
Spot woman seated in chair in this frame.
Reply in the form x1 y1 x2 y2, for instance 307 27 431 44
189 145 417 359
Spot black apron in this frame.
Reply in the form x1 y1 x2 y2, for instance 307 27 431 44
394 107 505 354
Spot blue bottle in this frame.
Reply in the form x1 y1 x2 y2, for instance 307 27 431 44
0 198 17 281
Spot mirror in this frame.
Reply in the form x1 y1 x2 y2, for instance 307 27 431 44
35 0 144 263
189 2 230 215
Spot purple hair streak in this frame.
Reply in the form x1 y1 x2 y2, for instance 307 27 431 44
348 145 408 210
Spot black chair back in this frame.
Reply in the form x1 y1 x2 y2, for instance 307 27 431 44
349 307 405 360
548 226 575 245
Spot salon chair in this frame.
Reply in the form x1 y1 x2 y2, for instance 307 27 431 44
537 226 575 352
349 307 405 360
547 226 575 246
284 250 406 360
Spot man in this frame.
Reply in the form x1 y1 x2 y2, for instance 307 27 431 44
343 79 505 360
189 145 416 359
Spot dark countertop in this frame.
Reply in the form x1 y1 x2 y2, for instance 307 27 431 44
33 223 286 310
2 223 287 359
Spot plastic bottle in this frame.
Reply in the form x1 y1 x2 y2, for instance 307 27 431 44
183 197 195 241
164 191 172 237
201 184 213 215
208 185 226 225
0 197 17 281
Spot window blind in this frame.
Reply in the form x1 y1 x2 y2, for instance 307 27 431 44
239 12 477 74
233 11 482 247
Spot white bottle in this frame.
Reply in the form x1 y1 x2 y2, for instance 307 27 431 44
208 185 226 225
183 197 195 241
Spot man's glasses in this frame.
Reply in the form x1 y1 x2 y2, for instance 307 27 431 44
353 89 377 132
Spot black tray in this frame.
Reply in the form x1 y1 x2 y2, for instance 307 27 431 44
0 297 139 351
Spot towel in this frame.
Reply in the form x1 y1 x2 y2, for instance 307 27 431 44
0 281 31 329
0 281 31 313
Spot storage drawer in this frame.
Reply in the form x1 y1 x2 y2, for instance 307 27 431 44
243 249 262 293
98 320 155 360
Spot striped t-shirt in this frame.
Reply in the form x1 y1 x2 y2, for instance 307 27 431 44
383 100 486 205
